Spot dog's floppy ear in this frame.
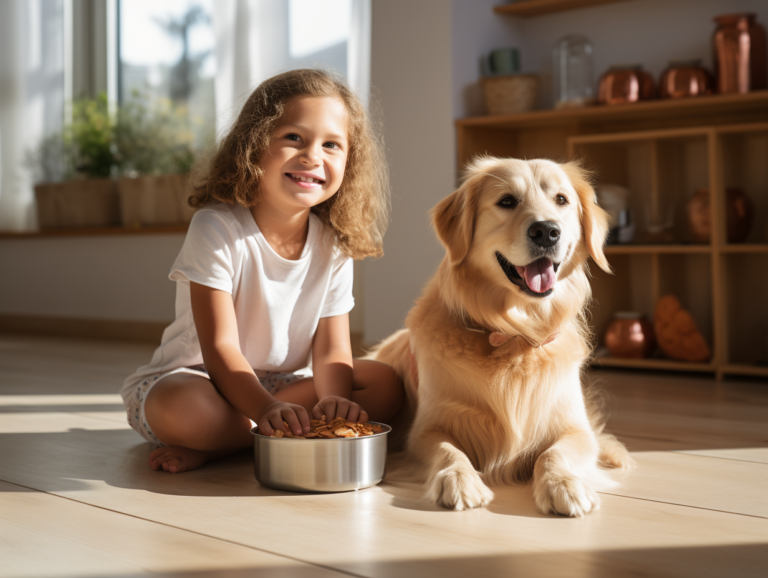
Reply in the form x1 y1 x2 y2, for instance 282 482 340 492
431 160 490 266
561 162 612 273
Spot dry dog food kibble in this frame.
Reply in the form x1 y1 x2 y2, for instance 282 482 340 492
268 416 383 439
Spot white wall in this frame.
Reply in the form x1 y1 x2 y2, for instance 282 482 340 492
363 0 455 344
0 235 184 321
451 0 522 119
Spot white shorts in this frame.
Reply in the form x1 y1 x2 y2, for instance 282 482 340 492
123 366 311 445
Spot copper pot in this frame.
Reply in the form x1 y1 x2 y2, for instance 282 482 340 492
713 13 767 93
686 187 754 243
605 313 656 358
659 60 714 99
598 65 655 105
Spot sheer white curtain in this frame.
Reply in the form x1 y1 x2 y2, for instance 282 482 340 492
0 0 65 231
212 0 371 136
348 0 371 108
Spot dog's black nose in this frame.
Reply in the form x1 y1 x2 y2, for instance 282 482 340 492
528 221 561 248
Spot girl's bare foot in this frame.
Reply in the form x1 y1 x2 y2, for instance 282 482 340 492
148 446 238 473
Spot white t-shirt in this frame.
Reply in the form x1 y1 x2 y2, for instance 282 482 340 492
120 202 354 401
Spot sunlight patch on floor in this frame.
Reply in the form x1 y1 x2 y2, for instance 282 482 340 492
0 394 122 405
0 414 130 433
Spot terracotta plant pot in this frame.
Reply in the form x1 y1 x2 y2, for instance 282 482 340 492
118 174 196 227
605 312 656 358
34 179 120 229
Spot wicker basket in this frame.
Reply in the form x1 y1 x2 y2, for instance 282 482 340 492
118 174 196 227
481 74 539 115
34 179 120 229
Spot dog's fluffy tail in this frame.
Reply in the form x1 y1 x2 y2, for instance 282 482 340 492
365 329 417 453
365 328 414 398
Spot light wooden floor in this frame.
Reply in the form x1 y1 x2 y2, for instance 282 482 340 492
1 334 767 578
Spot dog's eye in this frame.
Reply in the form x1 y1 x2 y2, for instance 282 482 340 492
555 194 569 206
497 195 519 209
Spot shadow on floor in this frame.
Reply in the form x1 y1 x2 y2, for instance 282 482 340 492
0 427 271 497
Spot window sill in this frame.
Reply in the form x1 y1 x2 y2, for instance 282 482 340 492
0 225 189 239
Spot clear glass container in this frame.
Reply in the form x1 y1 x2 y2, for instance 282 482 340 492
553 35 594 109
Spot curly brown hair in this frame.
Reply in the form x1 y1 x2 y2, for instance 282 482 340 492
189 69 389 259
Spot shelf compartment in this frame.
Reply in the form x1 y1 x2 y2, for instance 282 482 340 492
570 132 710 246
592 356 715 373
717 128 768 246
721 253 768 367
592 252 714 362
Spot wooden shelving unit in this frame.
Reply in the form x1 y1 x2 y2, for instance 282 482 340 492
456 94 768 380
494 0 636 17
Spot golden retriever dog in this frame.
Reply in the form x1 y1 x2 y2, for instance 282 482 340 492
371 157 633 517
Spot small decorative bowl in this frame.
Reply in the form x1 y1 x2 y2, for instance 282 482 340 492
659 60 714 99
598 65 655 105
605 312 656 358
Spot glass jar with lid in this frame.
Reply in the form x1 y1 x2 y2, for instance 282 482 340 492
553 35 594 108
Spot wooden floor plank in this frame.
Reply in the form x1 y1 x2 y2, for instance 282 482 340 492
0 480 350 578
606 409 768 454
2 334 768 578
675 447 768 464
0 412 767 578
608 451 768 517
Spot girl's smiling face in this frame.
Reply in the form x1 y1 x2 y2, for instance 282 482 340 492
259 95 349 216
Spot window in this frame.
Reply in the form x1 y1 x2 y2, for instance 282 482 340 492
116 0 364 142
118 0 216 148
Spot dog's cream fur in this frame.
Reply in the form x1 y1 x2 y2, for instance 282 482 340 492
371 157 633 516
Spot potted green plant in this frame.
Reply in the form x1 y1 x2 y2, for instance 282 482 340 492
30 92 206 230
114 93 199 227
31 93 121 229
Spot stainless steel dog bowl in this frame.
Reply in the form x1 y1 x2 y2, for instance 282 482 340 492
251 423 391 493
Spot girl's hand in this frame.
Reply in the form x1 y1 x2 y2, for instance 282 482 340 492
313 396 369 423
258 401 310 437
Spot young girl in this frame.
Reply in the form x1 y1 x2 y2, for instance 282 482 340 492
120 69 404 473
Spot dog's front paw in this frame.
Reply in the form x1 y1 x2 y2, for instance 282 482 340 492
533 474 600 517
426 466 494 511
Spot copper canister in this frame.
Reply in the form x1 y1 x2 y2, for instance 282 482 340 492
605 313 656 358
598 65 655 105
659 60 714 99
713 13 767 93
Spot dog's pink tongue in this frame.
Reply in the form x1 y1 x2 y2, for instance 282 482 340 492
516 258 556 293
